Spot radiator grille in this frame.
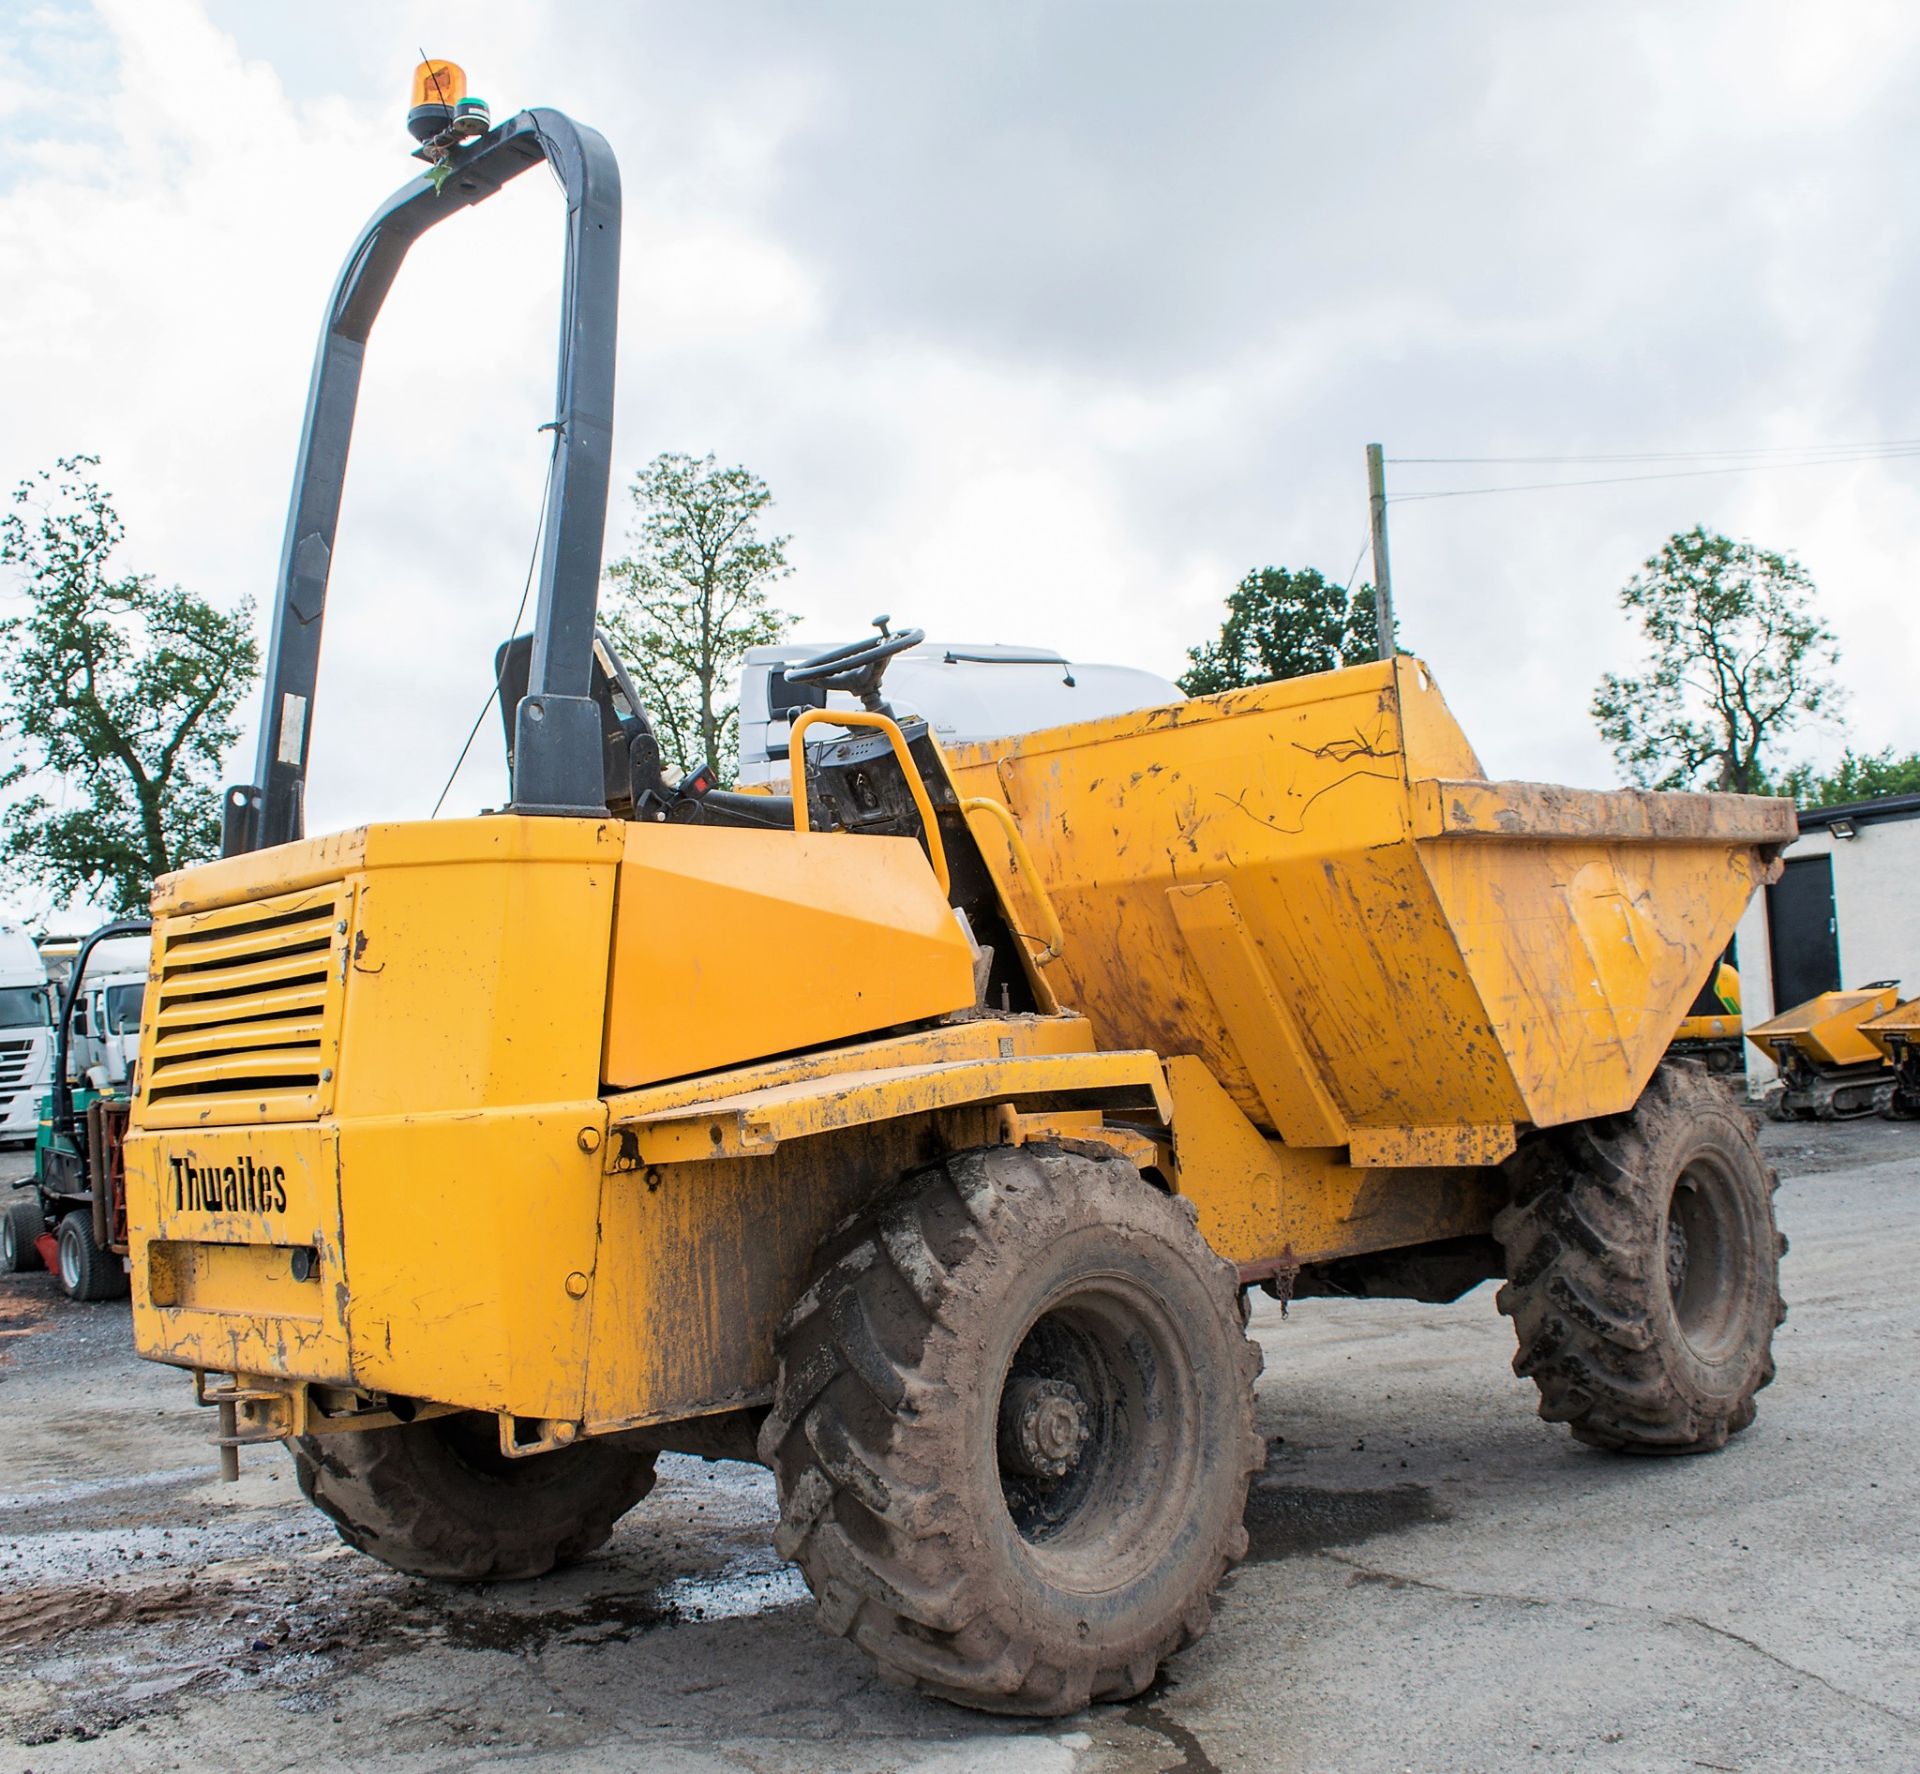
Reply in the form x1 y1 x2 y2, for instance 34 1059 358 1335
141 884 348 1126
0 1039 30 1088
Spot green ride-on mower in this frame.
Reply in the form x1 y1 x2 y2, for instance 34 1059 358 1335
1 920 150 1299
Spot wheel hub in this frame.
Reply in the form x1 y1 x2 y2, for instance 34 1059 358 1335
998 1376 1091 1480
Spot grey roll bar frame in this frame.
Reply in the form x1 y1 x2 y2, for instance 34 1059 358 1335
222 108 622 857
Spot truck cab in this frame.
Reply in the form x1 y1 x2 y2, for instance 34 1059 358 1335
0 920 53 1147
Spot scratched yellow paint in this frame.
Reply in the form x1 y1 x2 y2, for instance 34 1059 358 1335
946 656 1793 1143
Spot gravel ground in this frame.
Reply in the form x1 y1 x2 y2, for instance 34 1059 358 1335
1 1116 1916 1774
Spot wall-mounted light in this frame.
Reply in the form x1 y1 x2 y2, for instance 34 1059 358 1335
1830 817 1858 841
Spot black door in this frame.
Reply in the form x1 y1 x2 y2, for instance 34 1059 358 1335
1767 854 1841 1012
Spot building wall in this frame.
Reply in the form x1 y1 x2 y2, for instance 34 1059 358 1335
1735 811 1920 1088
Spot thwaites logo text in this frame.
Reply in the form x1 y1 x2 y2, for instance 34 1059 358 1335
170 1155 288 1214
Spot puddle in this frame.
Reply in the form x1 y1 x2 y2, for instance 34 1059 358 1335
1242 1481 1445 1563
433 1550 809 1652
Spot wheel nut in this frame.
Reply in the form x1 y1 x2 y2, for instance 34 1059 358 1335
999 1377 1091 1480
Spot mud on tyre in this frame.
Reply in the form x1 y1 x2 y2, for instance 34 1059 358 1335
291 1413 658 1581
760 1141 1264 1716
1495 1062 1785 1453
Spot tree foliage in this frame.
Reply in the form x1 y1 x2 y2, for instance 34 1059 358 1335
1777 746 1920 810
602 453 792 781
0 457 258 915
1592 527 1840 794
1179 565 1387 696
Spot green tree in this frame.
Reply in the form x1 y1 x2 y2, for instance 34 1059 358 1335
1179 565 1388 696
0 456 258 915
1777 746 1920 809
602 452 792 780
1593 527 1840 794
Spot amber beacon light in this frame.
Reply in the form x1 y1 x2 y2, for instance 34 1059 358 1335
407 59 466 142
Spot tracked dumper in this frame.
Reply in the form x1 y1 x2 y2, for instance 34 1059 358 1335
124 90 1796 1716
1749 984 1902 1120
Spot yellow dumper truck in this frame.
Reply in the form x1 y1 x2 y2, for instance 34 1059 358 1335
123 92 1796 1715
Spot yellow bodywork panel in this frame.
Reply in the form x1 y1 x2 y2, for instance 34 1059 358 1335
947 657 1791 1148
129 1121 349 1382
601 822 975 1088
334 1105 608 1420
1750 985 1902 1069
1161 1058 1505 1271
142 817 626 1125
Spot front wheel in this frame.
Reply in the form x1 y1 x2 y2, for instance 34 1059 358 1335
761 1142 1263 1716
291 1414 658 1581
1495 1063 1784 1453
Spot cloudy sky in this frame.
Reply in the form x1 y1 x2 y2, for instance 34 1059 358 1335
3 0 1917 911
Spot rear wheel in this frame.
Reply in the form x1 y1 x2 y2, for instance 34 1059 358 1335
55 1209 126 1300
1495 1064 1784 1453
1 1200 45 1273
761 1142 1263 1716
291 1414 659 1581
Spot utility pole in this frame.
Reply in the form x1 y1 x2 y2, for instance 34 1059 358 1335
1366 442 1395 662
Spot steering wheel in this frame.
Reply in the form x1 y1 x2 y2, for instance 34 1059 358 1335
786 616 924 707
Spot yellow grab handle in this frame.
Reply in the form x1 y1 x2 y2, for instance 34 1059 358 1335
960 796 1064 966
788 707 951 899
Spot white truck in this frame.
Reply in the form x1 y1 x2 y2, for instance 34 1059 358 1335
736 637 1183 788
63 935 150 1092
0 921 53 1147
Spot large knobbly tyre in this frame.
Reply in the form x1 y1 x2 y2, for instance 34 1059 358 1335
760 1142 1264 1716
1495 1063 1785 1454
291 1414 658 1581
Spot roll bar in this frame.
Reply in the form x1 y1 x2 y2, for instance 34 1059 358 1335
222 108 622 856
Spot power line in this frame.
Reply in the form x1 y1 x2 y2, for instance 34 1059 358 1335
1389 436 1920 466
430 431 560 817
1339 532 1371 596
1389 447 1920 503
